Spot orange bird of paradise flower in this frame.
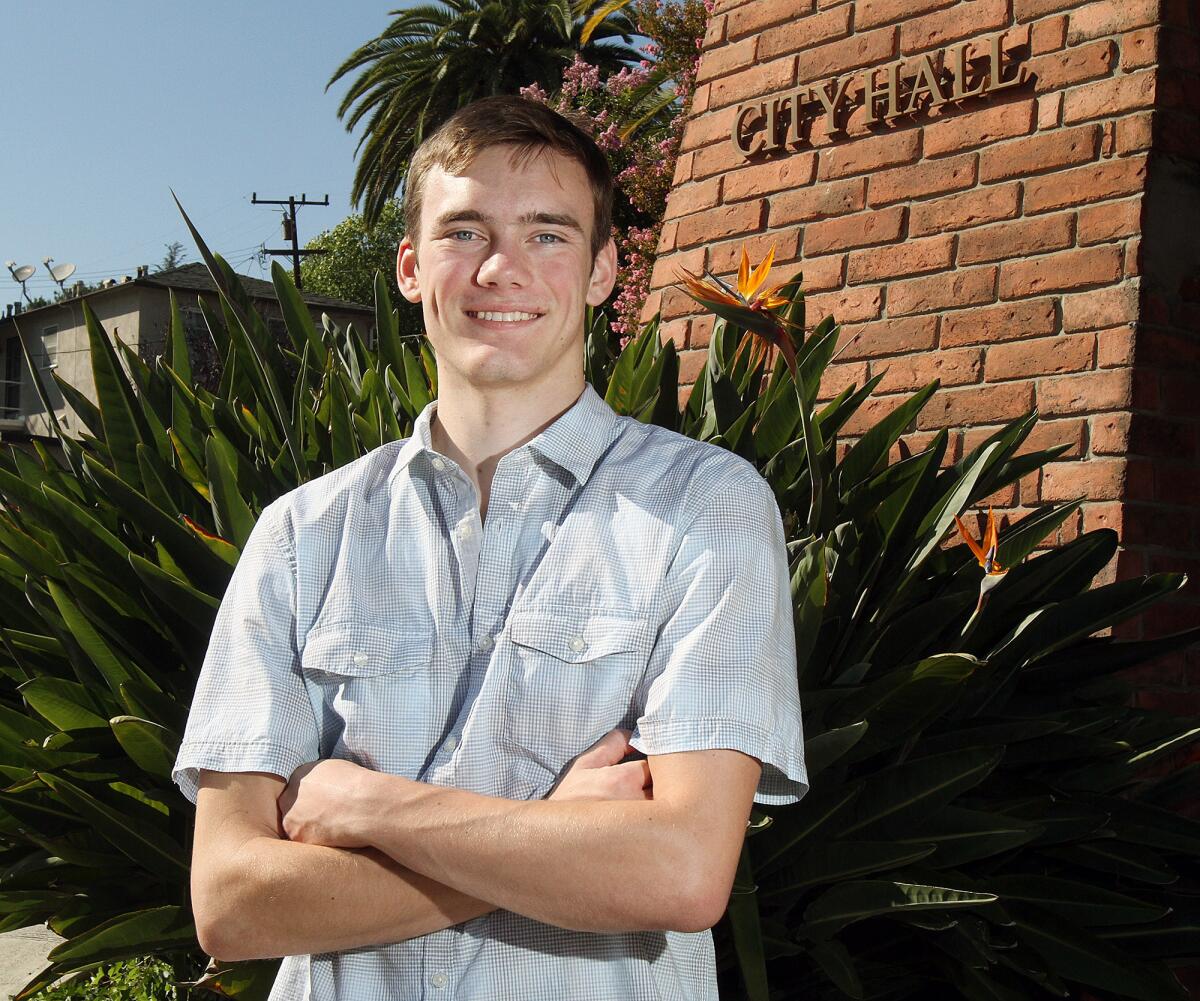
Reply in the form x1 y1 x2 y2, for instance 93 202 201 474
675 244 800 377
955 507 1006 576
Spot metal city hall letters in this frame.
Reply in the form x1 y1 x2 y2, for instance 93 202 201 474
732 31 1028 157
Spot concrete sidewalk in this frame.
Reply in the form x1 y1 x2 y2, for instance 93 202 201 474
0 926 64 1000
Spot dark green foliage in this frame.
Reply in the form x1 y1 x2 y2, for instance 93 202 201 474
0 230 1196 1000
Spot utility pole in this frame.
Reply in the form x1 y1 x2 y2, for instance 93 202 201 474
251 192 329 290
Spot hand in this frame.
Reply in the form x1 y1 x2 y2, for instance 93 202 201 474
547 728 652 803
278 758 380 849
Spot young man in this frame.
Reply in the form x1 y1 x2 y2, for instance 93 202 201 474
174 95 808 1000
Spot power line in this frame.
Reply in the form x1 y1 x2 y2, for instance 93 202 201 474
251 192 329 290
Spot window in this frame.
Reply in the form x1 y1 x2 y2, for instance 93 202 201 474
2 334 21 418
181 308 207 342
41 325 57 370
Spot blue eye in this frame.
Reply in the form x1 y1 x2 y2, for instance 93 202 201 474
449 231 477 241
536 233 563 243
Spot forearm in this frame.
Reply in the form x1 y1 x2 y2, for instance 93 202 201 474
363 779 705 934
199 836 496 961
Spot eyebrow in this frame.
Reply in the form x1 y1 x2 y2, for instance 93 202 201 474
433 209 585 234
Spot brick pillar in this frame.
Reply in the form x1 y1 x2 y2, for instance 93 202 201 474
645 0 1199 709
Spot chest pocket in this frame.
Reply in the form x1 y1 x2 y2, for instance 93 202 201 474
301 622 435 773
502 607 654 775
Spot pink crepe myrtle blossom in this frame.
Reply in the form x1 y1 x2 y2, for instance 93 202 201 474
519 0 708 336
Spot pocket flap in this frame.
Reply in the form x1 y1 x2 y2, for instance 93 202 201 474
508 608 652 664
302 622 433 678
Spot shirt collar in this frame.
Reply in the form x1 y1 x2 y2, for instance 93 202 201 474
392 381 620 487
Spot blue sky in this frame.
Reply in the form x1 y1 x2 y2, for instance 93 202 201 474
1 1 400 303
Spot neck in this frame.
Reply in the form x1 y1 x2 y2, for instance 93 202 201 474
429 374 585 517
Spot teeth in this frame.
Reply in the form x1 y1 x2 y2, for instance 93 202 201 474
470 311 539 322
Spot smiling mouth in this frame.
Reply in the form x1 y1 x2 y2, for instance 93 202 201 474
466 310 543 323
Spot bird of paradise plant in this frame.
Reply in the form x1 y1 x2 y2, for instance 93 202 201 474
955 507 1006 576
956 507 1009 614
675 244 800 376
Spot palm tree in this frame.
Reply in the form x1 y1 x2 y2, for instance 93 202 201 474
329 0 644 227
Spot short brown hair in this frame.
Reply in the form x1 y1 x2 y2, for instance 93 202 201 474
403 95 614 262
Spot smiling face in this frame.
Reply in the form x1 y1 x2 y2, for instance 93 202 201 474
395 144 617 399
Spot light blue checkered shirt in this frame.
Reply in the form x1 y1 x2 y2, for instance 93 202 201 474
174 380 808 1001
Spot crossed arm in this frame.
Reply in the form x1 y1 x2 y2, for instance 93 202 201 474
191 744 762 962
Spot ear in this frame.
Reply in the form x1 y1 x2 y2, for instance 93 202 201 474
396 236 421 303
585 237 618 308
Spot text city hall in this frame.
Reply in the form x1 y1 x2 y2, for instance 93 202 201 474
732 31 1028 157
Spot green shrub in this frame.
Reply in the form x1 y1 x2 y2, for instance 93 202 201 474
28 954 201 1001
0 216 1196 1000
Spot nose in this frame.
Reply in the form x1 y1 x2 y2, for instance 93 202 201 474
475 235 531 287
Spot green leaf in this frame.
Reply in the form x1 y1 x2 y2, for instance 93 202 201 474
175 197 305 478
79 452 229 597
903 807 1043 867
905 442 1002 575
110 717 180 779
50 371 106 441
1009 903 1189 1001
803 721 868 780
761 841 937 898
801 881 997 940
794 379 826 528
991 574 1186 670
18 678 108 732
44 580 137 696
791 536 827 691
402 342 433 414
81 300 150 489
809 939 864 999
1042 840 1178 885
205 432 257 550
990 875 1168 927
838 383 937 497
753 783 861 874
837 747 1004 837
272 260 324 363
45 905 194 968
726 841 769 1001
35 773 187 884
186 958 281 1001
1022 627 1200 690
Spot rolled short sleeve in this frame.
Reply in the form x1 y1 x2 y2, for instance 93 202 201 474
629 472 808 806
172 498 319 804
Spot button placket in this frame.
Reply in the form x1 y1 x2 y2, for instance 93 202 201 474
472 463 521 618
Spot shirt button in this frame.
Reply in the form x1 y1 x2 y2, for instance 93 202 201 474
430 972 449 989
568 635 587 653
459 523 474 539
352 651 368 666
431 457 446 471
445 734 460 751
477 634 494 652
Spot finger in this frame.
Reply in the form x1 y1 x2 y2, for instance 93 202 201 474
609 758 657 782
610 759 653 788
578 728 632 767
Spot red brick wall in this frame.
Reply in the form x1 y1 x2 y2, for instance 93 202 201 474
1126 1 1200 711
646 0 1199 709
